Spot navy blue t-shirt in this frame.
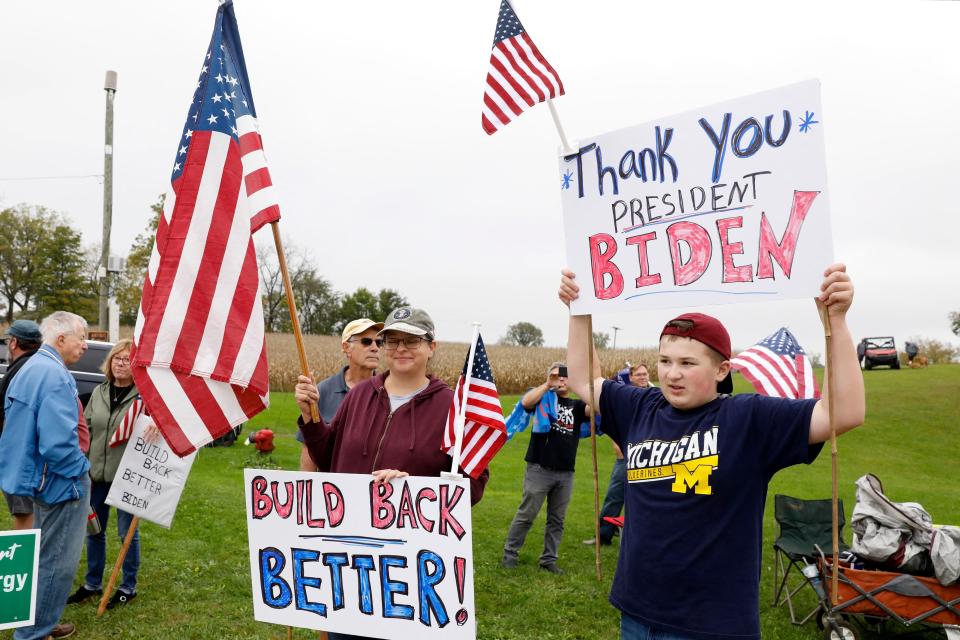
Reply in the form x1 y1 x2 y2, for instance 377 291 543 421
599 380 821 640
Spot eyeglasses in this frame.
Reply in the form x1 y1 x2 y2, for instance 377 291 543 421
348 337 383 348
382 336 429 350
113 356 131 364
664 319 695 333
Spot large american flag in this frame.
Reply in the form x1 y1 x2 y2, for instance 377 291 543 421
132 0 276 457
481 0 564 135
731 328 821 399
443 334 507 479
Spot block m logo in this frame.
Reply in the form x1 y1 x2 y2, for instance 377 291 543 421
670 456 718 495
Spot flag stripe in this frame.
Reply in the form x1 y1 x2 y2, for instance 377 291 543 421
736 348 798 397
520 32 564 95
732 353 791 397
488 55 535 107
135 134 217 365
494 44 545 103
169 141 243 374
502 38 553 100
750 346 800 395
482 91 511 127
486 73 524 117
244 166 273 194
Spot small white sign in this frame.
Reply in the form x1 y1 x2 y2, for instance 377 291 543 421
559 80 834 314
106 414 196 528
245 469 475 639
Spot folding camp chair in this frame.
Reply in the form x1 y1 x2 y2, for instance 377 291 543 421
771 494 849 625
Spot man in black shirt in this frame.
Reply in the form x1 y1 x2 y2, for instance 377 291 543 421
501 362 587 574
0 319 42 529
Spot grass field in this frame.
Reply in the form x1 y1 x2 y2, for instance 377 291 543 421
2 366 958 639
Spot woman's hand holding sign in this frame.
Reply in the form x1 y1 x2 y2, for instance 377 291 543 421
372 469 410 485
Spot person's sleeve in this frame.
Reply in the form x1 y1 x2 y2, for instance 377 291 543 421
747 395 822 476
36 381 88 479
465 466 489 505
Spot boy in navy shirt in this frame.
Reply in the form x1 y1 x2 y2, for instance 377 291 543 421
559 263 865 640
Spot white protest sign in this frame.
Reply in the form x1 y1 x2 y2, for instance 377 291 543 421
106 414 197 528
244 469 475 639
560 80 833 314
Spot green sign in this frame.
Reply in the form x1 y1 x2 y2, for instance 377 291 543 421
0 529 39 630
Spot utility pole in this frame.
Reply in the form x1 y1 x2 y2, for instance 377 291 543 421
99 70 118 330
612 326 620 351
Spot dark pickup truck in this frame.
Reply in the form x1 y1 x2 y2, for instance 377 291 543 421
0 339 113 406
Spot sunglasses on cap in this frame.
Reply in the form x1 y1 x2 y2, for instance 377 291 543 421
348 337 383 347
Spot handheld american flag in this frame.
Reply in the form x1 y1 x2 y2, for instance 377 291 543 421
481 0 564 135
132 0 277 456
443 333 507 479
731 328 821 399
109 396 145 448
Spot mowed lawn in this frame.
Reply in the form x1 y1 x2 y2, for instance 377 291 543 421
2 366 958 639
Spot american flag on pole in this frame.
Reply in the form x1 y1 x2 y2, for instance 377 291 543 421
443 334 507 479
731 328 821 399
131 0 276 457
109 396 146 448
481 0 564 135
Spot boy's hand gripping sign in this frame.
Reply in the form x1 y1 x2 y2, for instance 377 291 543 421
245 470 475 639
560 80 834 314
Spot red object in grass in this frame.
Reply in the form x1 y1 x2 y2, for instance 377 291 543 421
248 429 275 453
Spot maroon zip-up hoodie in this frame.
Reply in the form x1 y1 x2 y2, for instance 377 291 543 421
299 371 488 504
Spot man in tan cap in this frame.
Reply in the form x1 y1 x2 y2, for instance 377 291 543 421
298 318 383 471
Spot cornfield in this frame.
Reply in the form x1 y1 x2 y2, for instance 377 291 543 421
265 332 659 394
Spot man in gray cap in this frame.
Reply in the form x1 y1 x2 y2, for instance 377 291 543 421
298 318 384 471
0 319 43 529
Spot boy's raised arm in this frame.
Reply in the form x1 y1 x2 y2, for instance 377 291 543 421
559 269 604 411
809 263 867 443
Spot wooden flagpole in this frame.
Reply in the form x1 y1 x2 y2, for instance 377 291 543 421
585 316 602 581
545 91 602 581
273 221 324 639
271 222 320 423
816 299 839 604
97 516 139 616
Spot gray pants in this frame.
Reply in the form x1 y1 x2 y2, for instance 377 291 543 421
503 463 574 567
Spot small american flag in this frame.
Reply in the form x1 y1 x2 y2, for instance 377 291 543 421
443 334 507 479
481 0 564 135
731 328 821 399
109 396 146 448
131 0 274 457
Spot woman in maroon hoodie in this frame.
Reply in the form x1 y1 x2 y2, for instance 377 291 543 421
295 307 489 504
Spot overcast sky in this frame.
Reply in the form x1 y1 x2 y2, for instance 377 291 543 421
1 0 958 357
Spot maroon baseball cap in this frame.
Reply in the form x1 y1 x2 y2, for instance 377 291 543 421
660 312 734 394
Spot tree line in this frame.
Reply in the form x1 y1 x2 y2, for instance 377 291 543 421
2 197 407 334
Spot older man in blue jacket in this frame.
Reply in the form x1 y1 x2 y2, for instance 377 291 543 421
0 311 90 640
